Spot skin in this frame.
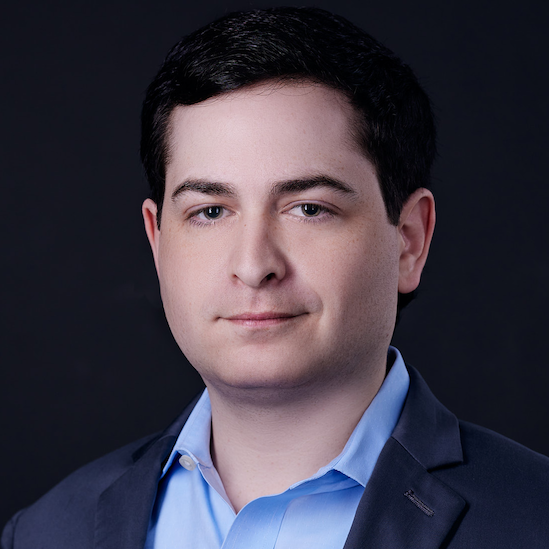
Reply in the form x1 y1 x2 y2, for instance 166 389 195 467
143 81 435 510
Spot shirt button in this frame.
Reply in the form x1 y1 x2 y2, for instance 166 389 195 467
179 454 196 471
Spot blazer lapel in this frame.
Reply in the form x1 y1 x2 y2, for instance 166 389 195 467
94 434 177 549
344 366 467 549
343 438 466 549
93 396 201 549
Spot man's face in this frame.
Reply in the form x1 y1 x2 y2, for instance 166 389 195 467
144 83 418 400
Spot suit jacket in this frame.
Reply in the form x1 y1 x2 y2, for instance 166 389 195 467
3 366 549 548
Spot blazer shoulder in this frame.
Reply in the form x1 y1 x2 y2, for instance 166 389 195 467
44 431 161 498
2 432 160 545
431 419 549 546
390 366 549 546
457 418 549 478
2 396 201 549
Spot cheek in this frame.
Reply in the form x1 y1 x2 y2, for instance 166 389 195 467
157 235 209 329
311 227 400 321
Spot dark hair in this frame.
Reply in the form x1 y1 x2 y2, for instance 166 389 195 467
141 6 436 228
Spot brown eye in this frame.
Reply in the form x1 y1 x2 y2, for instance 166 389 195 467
204 206 223 219
301 204 321 217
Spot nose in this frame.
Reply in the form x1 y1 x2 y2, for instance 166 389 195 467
229 215 287 288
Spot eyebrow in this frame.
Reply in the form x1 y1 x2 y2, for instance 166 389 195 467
171 174 358 201
171 180 237 201
270 175 358 199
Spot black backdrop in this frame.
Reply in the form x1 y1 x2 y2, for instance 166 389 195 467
1 0 548 527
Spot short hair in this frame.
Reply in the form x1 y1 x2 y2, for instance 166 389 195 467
141 6 436 228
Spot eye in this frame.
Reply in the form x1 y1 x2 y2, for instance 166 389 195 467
289 203 332 219
201 206 224 220
300 204 321 217
188 205 231 226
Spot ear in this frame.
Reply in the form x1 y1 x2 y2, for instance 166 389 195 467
142 198 161 274
397 188 436 294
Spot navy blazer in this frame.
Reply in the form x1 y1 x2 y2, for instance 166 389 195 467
3 366 549 548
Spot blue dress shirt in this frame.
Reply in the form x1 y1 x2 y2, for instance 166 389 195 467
145 347 409 549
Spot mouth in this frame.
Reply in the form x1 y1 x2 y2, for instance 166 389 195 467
224 312 305 328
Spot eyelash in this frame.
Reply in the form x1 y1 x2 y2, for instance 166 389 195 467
187 203 335 227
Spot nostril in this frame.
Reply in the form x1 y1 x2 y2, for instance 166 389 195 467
264 273 275 281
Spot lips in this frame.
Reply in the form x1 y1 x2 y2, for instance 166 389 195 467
224 311 304 327
227 312 296 321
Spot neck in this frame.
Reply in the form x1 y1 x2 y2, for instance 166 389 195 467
207 362 386 512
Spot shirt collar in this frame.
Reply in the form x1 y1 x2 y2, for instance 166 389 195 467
160 346 409 487
160 389 213 477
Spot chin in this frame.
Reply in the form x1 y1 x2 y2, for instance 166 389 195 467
198 356 329 400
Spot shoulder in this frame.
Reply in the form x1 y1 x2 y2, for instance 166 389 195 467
436 417 549 544
395 366 549 545
1 393 202 549
1 433 160 549
444 418 549 495
459 418 549 470
39 431 160 502
403 365 549 479
2 394 201 549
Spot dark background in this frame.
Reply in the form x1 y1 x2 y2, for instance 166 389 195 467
1 0 548 527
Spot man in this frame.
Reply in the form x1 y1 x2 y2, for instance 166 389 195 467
3 7 549 549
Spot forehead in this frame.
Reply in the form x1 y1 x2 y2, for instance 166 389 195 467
165 82 369 184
